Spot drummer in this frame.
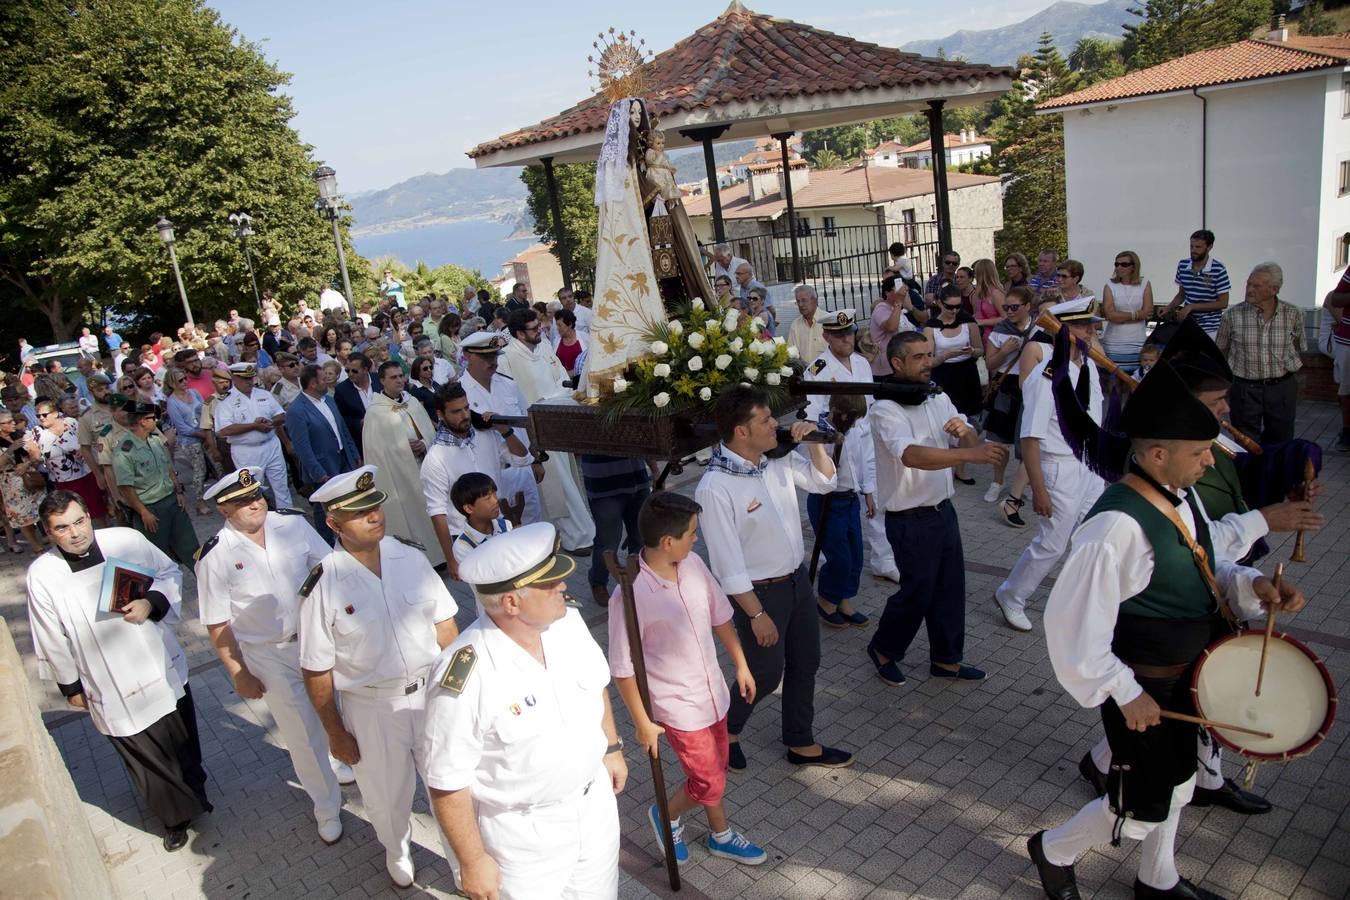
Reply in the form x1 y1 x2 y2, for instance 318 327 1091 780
1028 359 1307 900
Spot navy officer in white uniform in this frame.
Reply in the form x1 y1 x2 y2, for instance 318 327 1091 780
299 465 459 888
423 522 627 900
196 466 354 846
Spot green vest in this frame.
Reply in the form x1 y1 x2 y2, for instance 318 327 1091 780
1192 450 1247 522
1086 482 1216 620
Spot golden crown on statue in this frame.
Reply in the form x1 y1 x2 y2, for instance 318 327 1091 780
588 27 653 103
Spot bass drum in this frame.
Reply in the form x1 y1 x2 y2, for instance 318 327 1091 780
1191 630 1337 761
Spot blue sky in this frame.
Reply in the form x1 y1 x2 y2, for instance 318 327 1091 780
206 0 1052 192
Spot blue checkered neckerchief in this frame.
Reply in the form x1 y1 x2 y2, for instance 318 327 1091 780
707 444 767 478
433 423 475 449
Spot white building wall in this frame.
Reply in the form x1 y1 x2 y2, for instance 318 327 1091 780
1061 72 1335 309
1318 71 1350 301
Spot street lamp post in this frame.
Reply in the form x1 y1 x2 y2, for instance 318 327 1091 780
311 165 356 319
155 217 195 331
228 211 262 313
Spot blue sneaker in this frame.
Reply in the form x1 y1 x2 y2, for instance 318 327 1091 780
707 830 767 866
647 803 688 864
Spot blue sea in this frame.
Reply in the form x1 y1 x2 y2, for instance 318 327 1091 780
353 219 540 277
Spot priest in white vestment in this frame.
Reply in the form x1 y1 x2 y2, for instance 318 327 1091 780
499 309 596 553
360 361 444 566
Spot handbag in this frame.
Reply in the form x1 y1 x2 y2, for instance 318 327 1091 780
21 467 46 492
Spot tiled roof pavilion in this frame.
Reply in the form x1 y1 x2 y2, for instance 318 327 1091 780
468 1 1014 168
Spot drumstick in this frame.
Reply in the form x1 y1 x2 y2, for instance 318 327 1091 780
1159 710 1273 740
1256 562 1283 697
1291 459 1315 563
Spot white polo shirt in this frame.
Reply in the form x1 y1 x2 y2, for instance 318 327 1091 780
871 394 963 511
213 387 285 447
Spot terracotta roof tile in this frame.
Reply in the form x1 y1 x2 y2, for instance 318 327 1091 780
469 4 1013 159
1038 34 1350 111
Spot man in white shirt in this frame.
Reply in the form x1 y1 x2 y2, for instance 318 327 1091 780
695 386 850 772
868 332 1006 687
711 243 750 285
993 299 1105 633
557 287 593 333
459 333 544 530
786 285 826 367
319 283 348 313
77 326 100 359
212 362 293 509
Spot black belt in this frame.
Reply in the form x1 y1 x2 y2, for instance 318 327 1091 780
752 573 795 587
887 498 951 518
1234 372 1294 386
829 489 857 499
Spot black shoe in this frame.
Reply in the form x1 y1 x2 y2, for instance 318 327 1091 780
866 642 906 686
929 663 986 681
954 474 977 486
817 603 848 629
786 746 853 768
1134 877 1227 899
1027 831 1080 900
1078 752 1107 798
163 825 190 852
1189 777 1271 814
1002 496 1027 528
590 583 610 608
727 741 746 771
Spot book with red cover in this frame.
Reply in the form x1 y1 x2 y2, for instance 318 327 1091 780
97 557 157 614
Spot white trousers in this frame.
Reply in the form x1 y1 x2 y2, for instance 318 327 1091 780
339 682 452 863
477 764 620 900
863 506 897 577
230 439 292 509
534 451 596 551
1042 777 1195 890
996 453 1103 611
239 640 341 820
1090 734 1225 791
498 465 543 528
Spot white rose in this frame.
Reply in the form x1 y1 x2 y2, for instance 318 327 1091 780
653 363 671 378
773 335 786 346
653 392 670 408
612 377 629 393
650 340 669 356
723 311 739 332
779 366 793 377
687 355 704 372
667 320 684 336
744 367 760 382
687 332 706 349
766 373 781 386
730 337 744 352
787 346 800 359
751 340 770 355
751 315 765 328
699 387 712 401
715 354 733 371
691 298 704 311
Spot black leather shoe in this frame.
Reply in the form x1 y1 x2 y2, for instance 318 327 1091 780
1028 831 1080 899
786 745 853 768
866 642 906 686
163 826 189 852
1078 752 1107 798
1134 877 1226 899
1189 777 1271 814
727 741 746 771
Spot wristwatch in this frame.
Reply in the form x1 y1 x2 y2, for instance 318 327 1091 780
605 739 624 755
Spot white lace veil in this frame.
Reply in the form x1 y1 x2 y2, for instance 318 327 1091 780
594 98 632 208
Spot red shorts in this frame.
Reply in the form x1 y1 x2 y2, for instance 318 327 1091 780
662 716 728 805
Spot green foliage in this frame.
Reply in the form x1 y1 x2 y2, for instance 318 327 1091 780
1298 1 1338 36
1122 0 1274 71
521 162 597 291
0 0 365 343
990 33 1082 262
812 149 845 170
1069 37 1127 84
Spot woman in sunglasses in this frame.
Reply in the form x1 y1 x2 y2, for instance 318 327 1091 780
1100 250 1153 372
925 284 985 485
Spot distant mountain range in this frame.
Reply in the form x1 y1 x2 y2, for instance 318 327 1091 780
900 0 1134 66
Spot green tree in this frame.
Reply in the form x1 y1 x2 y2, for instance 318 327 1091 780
1123 0 1273 71
1069 37 1127 84
1298 1 1337 36
990 33 1082 261
521 163 598 290
812 149 844 170
0 0 363 344
368 255 491 301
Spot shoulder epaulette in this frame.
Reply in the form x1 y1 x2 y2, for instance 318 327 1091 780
809 358 827 376
392 534 425 551
496 372 514 381
439 645 477 695
119 440 133 452
275 508 303 516
194 534 219 563
298 563 323 600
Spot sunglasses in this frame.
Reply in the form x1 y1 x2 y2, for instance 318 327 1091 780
942 303 963 311
943 260 959 266
1003 303 1022 311
1115 261 1134 267
345 367 364 374
1057 272 1072 279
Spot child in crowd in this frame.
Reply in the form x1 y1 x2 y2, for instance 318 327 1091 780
810 394 872 628
1137 341 1161 378
608 491 767 866
450 472 513 618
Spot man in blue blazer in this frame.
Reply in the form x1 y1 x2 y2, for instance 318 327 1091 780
285 364 360 542
333 352 373 457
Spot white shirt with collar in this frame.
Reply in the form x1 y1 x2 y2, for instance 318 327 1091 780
421 430 529 529
694 445 837 595
833 424 877 495
802 349 873 423
421 608 610 809
569 303 593 333
197 511 333 645
304 391 343 448
451 515 513 567
871 393 964 511
461 372 531 449
1020 355 1102 458
299 536 458 691
213 386 285 446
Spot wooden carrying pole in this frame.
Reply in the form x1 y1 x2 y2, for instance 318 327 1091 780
604 551 681 891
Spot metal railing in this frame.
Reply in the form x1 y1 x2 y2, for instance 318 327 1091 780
701 220 941 315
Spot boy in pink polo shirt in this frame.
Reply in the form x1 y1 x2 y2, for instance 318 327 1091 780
609 491 767 866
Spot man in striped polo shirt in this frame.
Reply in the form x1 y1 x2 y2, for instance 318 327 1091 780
1164 229 1231 337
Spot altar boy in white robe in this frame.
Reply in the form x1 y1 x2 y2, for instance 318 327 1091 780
26 490 210 852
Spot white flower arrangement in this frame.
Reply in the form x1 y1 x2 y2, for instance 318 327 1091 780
715 354 733 371
687 332 706 349
650 340 669 356
691 298 704 311
787 346 800 359
653 392 670 408
699 387 712 401
667 321 684 336
729 337 744 352
722 310 739 332
653 363 671 378
766 372 781 386
744 367 760 382
687 355 704 372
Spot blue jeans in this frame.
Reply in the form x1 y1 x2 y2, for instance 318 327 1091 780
806 492 862 603
873 501 966 665
587 489 648 587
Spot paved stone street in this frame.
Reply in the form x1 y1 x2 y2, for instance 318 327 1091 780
3 402 1347 899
